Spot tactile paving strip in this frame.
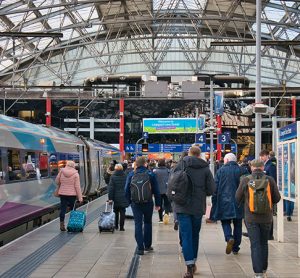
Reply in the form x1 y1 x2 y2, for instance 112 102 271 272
0 205 103 278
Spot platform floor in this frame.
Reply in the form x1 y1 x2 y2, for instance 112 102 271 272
0 196 299 278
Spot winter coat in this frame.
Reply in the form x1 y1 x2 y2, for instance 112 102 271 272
211 161 243 220
125 166 161 206
104 168 114 184
108 170 129 208
173 156 215 216
153 166 169 195
56 166 82 200
236 169 281 223
264 159 277 182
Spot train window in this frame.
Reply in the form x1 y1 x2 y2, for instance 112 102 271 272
58 153 67 170
39 153 49 177
49 153 58 176
23 152 37 180
7 149 22 181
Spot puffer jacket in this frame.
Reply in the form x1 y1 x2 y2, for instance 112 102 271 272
153 166 169 195
108 170 129 208
56 166 82 200
211 161 243 220
173 156 215 216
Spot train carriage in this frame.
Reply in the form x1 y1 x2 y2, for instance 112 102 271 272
0 115 119 243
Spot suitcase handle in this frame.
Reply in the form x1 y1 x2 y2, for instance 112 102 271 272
105 201 114 212
72 200 89 214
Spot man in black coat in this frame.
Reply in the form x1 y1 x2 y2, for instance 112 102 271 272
173 146 215 278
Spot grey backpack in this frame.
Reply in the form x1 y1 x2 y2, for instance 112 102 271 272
130 171 152 203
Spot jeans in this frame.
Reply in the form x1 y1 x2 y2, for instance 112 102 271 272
158 194 171 221
221 218 242 252
284 200 295 217
131 202 154 250
246 222 271 274
60 195 76 222
177 213 202 265
114 207 126 229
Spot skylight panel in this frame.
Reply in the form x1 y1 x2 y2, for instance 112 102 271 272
21 22 44 33
252 23 270 34
153 0 207 11
264 6 285 22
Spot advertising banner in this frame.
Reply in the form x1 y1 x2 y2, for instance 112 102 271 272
283 144 289 197
143 117 206 134
214 91 224 115
277 145 282 192
290 142 296 198
278 122 297 142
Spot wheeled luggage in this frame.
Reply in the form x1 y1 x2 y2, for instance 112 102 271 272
67 201 88 232
98 202 115 233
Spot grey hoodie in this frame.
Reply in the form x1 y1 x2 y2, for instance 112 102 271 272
173 156 215 216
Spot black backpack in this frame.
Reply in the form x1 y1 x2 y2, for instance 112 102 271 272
167 161 192 205
130 171 153 203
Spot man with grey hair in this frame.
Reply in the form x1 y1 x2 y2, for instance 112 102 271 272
211 153 243 255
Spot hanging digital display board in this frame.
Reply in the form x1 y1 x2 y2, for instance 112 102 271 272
283 144 289 198
143 117 206 134
290 141 296 199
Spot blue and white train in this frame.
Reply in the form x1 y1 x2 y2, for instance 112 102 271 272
0 115 119 244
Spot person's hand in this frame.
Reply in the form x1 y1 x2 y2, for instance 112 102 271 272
108 200 113 204
79 197 83 203
155 206 160 211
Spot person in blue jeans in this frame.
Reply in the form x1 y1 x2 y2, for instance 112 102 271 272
173 146 215 278
125 156 160 255
284 200 294 221
236 160 280 278
211 153 244 255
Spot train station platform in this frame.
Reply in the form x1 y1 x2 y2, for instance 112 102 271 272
0 195 299 278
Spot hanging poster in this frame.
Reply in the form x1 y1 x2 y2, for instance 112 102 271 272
214 91 224 115
277 145 283 192
289 142 296 199
283 144 289 197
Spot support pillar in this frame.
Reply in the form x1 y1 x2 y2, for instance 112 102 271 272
292 96 296 122
90 117 95 139
216 115 222 160
46 98 51 126
119 99 125 161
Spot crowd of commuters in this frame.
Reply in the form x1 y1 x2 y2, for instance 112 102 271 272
54 147 288 278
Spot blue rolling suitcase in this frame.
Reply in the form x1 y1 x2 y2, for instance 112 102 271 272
67 202 88 232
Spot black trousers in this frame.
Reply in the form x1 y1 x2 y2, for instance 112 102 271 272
158 194 171 221
114 207 126 229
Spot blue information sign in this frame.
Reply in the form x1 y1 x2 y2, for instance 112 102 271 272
278 123 297 142
195 133 206 144
163 144 183 153
143 132 149 139
218 133 230 144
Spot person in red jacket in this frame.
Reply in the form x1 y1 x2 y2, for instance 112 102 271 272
55 160 83 231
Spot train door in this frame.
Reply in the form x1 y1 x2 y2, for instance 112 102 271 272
78 145 88 194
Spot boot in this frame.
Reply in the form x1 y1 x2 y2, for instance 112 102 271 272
60 221 66 232
184 265 194 278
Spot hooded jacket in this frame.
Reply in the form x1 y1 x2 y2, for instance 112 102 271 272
173 156 215 216
153 166 169 195
55 166 82 200
108 170 129 208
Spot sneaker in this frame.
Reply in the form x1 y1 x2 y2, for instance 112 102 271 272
158 220 163 224
145 246 154 252
174 221 179 231
120 228 125 231
184 265 194 278
136 249 144 255
232 251 239 255
226 238 234 254
287 216 292 222
254 274 263 278
192 264 197 274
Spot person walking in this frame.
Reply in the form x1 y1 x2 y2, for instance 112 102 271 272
125 156 161 255
236 159 280 278
173 146 215 278
55 160 83 232
108 164 129 231
260 150 276 240
211 153 243 255
153 159 170 223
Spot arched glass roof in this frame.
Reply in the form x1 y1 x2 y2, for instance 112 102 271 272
0 0 299 87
